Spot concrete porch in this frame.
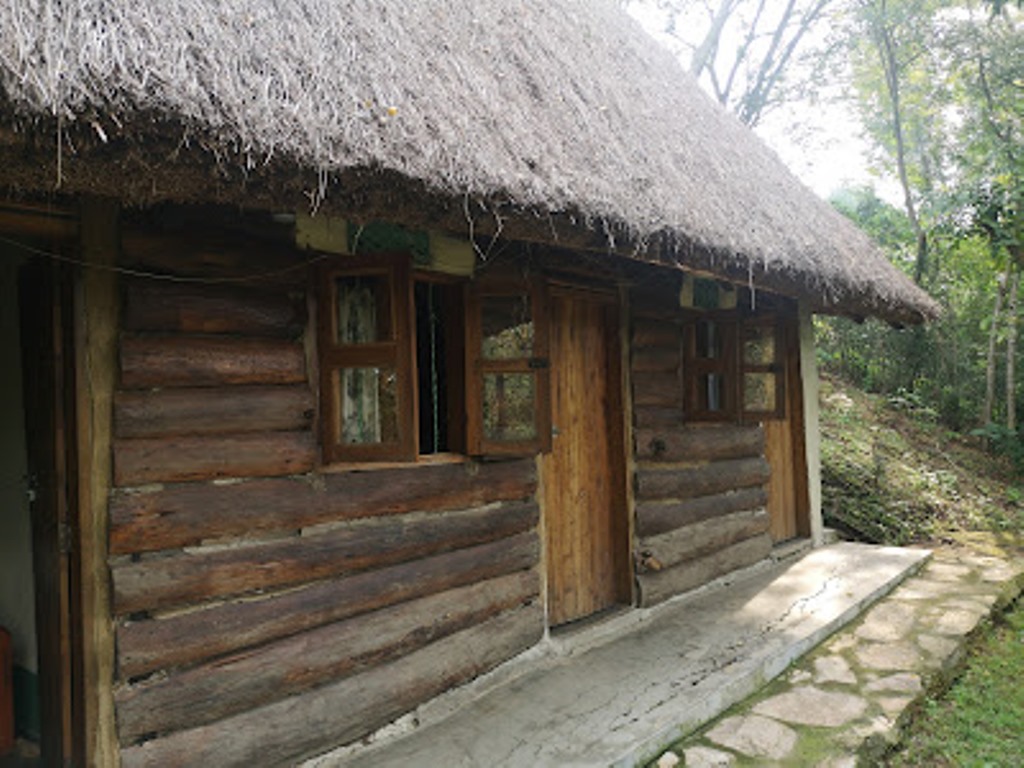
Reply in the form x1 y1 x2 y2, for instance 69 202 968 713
310 542 930 767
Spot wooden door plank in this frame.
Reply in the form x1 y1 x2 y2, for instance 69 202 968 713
543 291 627 626
765 317 809 543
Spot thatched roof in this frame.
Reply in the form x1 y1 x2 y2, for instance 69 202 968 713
0 0 938 324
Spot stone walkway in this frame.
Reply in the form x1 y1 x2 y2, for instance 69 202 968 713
656 547 1024 767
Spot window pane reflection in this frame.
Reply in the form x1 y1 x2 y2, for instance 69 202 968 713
744 373 777 412
743 325 775 365
696 320 722 360
483 373 537 441
337 367 399 444
335 275 392 344
482 295 534 359
699 373 727 413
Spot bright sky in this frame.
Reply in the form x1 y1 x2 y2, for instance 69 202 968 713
756 96 903 203
627 1 903 204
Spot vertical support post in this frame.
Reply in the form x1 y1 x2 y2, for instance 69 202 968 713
798 302 824 546
75 196 120 766
619 284 637 605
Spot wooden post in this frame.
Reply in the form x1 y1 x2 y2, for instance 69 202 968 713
76 196 120 766
619 284 637 605
797 302 823 546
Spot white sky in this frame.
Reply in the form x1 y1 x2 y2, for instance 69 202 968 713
756 96 904 203
627 1 904 204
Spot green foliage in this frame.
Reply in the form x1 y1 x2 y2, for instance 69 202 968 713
821 183 1015 437
819 376 1021 545
970 421 1024 472
985 0 1024 15
889 600 1024 766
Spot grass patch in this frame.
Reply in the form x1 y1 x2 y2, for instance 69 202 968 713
888 599 1024 767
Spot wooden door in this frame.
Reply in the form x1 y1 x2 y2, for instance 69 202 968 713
19 261 79 766
764 317 810 542
542 288 630 626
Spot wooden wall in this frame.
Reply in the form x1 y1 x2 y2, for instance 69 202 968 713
105 243 543 766
630 307 773 608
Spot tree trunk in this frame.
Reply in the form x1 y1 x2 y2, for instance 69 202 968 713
690 0 742 79
1006 267 1019 432
982 270 1007 430
871 0 929 284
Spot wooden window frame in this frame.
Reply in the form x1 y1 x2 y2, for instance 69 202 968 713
740 315 786 422
682 311 786 423
682 311 739 422
465 276 552 456
317 253 416 463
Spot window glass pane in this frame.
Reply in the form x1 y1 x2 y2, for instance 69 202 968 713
336 367 399 444
481 295 533 359
698 372 728 413
483 373 537 441
743 325 776 365
696 320 722 360
744 372 777 412
335 275 392 344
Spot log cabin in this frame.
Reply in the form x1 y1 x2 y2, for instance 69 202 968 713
0 1 939 765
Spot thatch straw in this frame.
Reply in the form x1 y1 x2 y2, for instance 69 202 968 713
0 0 938 323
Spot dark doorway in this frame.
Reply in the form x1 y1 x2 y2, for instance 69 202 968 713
18 256 81 767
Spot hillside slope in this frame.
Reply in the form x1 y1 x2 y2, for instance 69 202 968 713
819 374 1023 553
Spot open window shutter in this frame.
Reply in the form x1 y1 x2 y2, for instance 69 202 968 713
317 253 416 463
465 275 551 456
739 315 786 422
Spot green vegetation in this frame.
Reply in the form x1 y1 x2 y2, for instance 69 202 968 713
888 600 1024 767
820 374 1024 548
820 374 1023 767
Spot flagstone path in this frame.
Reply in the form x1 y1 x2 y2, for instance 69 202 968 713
655 547 1024 767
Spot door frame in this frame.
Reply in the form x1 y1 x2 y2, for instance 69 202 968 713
19 257 83 766
542 282 632 627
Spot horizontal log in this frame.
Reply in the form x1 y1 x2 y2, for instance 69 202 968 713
117 531 539 679
632 370 682 408
629 288 680 320
110 458 536 555
116 570 538 741
632 321 681 349
114 385 314 439
635 424 764 463
113 431 316 486
112 500 539 615
122 279 306 338
119 602 545 767
636 456 770 501
633 405 684 431
0 206 77 240
631 345 680 373
121 229 305 285
120 335 306 389
636 487 769 538
637 532 773 607
637 508 769 572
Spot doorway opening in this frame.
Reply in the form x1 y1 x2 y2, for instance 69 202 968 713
0 207 82 765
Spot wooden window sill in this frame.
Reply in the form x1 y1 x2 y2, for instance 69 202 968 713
319 452 471 474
